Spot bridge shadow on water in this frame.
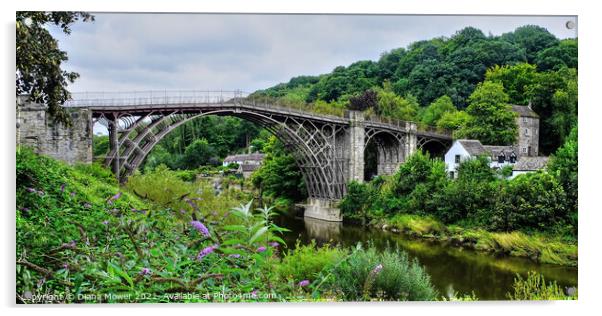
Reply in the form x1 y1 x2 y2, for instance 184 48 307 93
274 213 578 300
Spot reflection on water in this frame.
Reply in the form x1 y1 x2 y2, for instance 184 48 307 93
276 215 578 301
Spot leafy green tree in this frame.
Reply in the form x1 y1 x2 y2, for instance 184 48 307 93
501 25 559 63
458 81 518 145
535 39 578 71
252 136 306 203
486 63 538 105
375 84 419 121
339 181 376 225
548 126 578 227
180 138 217 169
489 172 567 232
16 11 94 124
436 110 470 131
421 95 456 126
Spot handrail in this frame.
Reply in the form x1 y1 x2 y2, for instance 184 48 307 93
62 90 452 137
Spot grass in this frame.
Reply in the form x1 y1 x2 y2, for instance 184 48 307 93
508 271 577 300
380 214 577 267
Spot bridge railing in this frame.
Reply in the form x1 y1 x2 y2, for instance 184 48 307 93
63 90 452 137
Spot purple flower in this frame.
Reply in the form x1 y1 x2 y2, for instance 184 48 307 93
197 245 217 261
256 246 267 253
250 290 258 298
298 280 310 287
269 242 279 248
26 187 36 193
84 203 92 209
139 267 151 276
102 220 109 226
70 192 76 197
60 184 66 192
179 209 187 215
107 192 122 204
20 207 30 213
372 264 383 274
190 220 210 237
229 254 241 259
62 263 69 270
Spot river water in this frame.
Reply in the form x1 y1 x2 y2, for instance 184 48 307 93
275 214 578 300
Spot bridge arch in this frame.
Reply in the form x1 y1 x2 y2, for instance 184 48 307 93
99 106 348 200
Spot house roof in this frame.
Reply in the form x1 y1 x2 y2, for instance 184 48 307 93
241 164 261 172
483 145 516 157
513 156 549 171
511 105 539 118
457 139 487 156
224 153 265 163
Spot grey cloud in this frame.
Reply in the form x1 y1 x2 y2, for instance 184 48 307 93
51 13 577 93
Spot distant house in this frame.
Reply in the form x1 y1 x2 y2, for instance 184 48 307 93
510 156 549 179
444 139 488 179
223 153 265 178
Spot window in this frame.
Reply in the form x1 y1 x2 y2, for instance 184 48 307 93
523 117 528 123
525 128 529 136
522 147 527 154
455 154 461 164
449 171 455 179
497 154 505 164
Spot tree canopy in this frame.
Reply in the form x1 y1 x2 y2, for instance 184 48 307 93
16 11 94 124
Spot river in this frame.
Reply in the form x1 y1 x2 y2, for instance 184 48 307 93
275 214 578 300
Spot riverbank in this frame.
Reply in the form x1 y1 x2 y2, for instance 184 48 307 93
373 214 577 267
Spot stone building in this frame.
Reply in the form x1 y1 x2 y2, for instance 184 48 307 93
223 153 265 178
511 104 540 157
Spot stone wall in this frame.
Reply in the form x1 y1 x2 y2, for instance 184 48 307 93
345 110 365 183
16 97 93 164
516 116 539 157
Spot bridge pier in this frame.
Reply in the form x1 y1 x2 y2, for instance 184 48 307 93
108 117 120 180
346 110 365 183
303 198 343 222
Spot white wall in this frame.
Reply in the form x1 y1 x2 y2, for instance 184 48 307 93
444 142 470 178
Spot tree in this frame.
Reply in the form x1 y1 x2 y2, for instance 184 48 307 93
535 39 578 71
548 126 578 226
348 89 377 111
180 138 217 169
501 25 559 63
375 84 419 121
485 63 538 105
16 11 94 124
458 81 518 145
436 110 470 131
251 136 306 203
421 95 456 126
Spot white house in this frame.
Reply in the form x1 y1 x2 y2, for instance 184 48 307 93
222 153 265 178
444 139 547 179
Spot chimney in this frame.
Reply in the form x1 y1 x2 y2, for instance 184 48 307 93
527 100 532 110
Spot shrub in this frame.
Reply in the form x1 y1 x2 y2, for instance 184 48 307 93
322 246 437 301
277 241 347 283
507 271 577 300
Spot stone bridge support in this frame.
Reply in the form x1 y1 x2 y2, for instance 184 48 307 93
16 97 93 164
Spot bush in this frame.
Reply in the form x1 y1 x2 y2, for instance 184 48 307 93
339 181 376 224
277 241 347 283
322 246 437 301
507 271 577 300
487 172 567 232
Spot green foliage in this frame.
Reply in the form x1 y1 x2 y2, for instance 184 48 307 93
277 241 347 283
548 126 578 231
15 149 300 302
458 81 518 145
507 271 577 300
339 181 377 224
16 11 94 124
489 172 567 232
92 135 109 159
535 38 578 71
374 84 419 121
252 136 307 203
180 138 217 169
420 95 456 126
500 25 559 64
322 246 437 301
436 110 470 131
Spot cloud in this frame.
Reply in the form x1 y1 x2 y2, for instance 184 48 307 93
51 13 577 93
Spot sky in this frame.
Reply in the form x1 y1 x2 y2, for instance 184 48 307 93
51 14 578 94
